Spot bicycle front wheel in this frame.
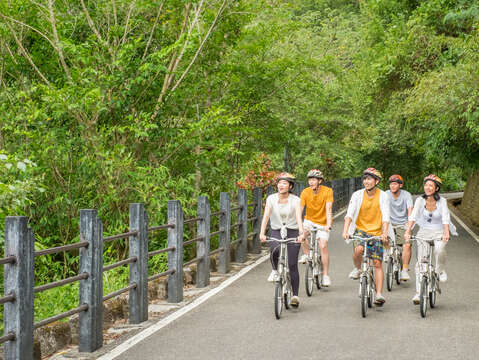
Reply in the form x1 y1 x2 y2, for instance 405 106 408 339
386 259 393 292
420 276 428 318
360 276 368 318
274 281 283 319
305 262 314 297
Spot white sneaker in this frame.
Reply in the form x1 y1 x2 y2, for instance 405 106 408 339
291 296 300 307
439 271 448 282
299 254 308 264
412 293 420 305
375 294 386 305
267 270 278 282
322 275 331 287
349 268 360 280
400 270 410 281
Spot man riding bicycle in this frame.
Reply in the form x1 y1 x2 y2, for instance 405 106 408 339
299 169 334 287
386 174 413 281
342 168 393 305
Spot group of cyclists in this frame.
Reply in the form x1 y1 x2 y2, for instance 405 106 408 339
259 167 457 308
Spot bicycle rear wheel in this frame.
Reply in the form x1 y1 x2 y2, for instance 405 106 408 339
315 259 322 289
420 276 428 318
274 281 283 319
360 276 368 318
386 259 393 292
396 255 403 285
305 262 314 297
284 274 292 309
429 274 437 308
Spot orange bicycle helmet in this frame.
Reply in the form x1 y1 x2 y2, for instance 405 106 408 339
388 174 404 184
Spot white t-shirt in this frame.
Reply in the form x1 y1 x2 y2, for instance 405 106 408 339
266 193 300 230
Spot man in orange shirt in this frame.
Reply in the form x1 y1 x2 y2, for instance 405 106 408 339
300 169 334 286
342 168 392 305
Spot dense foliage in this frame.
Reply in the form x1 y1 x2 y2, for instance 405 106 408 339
0 0 477 320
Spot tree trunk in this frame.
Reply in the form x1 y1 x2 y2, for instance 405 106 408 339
461 170 479 226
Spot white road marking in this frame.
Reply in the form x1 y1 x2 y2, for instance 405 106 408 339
449 207 479 244
98 253 270 360
333 208 346 220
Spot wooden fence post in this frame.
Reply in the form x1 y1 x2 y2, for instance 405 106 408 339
3 217 34 360
129 203 149 323
196 196 210 287
218 193 231 274
349 178 355 201
79 210 103 352
251 187 262 254
235 189 248 263
168 200 184 303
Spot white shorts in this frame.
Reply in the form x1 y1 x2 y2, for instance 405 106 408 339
303 219 329 241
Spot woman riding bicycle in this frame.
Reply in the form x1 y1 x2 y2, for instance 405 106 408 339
404 174 458 304
260 172 304 307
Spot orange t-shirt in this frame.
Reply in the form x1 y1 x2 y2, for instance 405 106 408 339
356 190 382 236
300 186 334 226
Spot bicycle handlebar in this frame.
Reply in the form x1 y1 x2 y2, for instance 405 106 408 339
348 235 382 241
309 224 328 231
344 235 382 244
409 236 442 242
265 237 298 243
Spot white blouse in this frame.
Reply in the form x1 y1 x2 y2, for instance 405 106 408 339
409 196 457 235
266 193 300 230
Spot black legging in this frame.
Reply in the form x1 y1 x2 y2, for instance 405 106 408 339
269 228 300 296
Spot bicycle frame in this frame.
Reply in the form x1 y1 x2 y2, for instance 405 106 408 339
386 225 405 289
266 236 297 319
413 237 441 288
308 225 327 272
305 225 327 296
348 235 381 317
360 240 376 291
411 236 442 317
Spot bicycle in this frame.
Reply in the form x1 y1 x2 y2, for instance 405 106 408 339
385 225 404 291
347 235 382 318
304 224 328 297
410 236 442 318
266 236 298 319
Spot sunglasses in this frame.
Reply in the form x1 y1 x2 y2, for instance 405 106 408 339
427 212 433 223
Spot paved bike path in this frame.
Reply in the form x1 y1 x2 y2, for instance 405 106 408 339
114 214 479 360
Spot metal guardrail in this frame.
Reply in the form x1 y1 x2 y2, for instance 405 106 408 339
0 177 361 358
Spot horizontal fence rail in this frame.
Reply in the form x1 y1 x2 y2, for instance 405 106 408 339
103 230 138 243
1 177 361 359
148 224 174 232
0 256 16 265
34 241 89 257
